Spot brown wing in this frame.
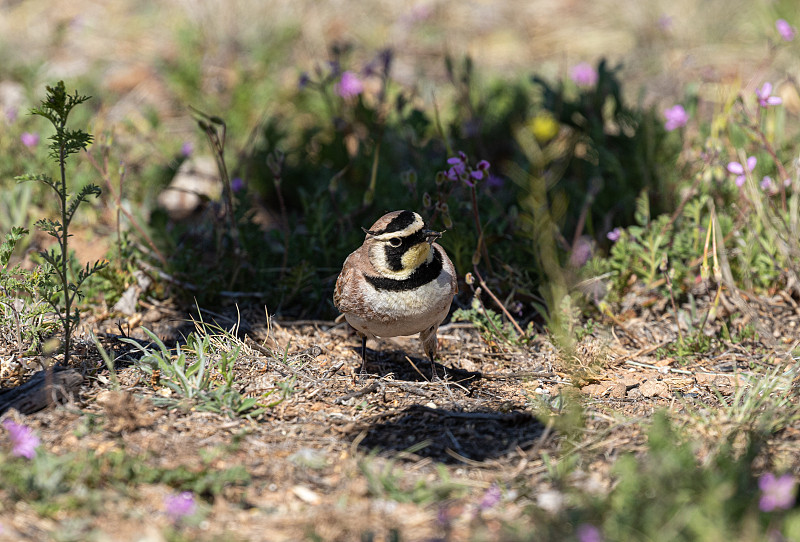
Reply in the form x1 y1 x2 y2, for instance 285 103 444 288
435 243 458 295
333 248 366 313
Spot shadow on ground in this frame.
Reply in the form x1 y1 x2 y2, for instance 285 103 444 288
348 404 546 463
360 348 483 385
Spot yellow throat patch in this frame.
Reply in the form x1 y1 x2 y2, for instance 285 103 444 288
401 243 432 272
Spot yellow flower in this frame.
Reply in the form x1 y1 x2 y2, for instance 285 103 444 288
528 114 559 144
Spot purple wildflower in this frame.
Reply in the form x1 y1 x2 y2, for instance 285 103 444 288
446 152 467 181
231 177 245 192
180 141 193 157
468 171 483 184
164 491 197 522
776 19 796 42
472 163 490 180
3 419 40 459
761 176 775 192
20 132 39 147
756 83 782 108
298 72 310 89
443 152 491 188
576 524 603 542
663 105 689 131
479 484 502 511
335 71 364 99
5 107 17 123
727 156 756 187
759 473 796 512
606 227 622 242
570 63 598 87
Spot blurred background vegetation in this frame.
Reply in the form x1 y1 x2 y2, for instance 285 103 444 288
1 0 799 324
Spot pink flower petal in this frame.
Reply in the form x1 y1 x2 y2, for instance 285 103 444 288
335 71 364 98
570 63 598 87
777 19 796 41
727 162 744 175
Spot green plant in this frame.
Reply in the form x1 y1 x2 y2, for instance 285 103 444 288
727 321 759 344
124 324 277 417
16 81 107 365
0 444 249 517
452 296 526 347
0 227 54 356
358 451 467 505
654 331 714 365
502 409 800 542
532 60 683 242
574 318 596 341
0 181 34 246
688 360 800 444
601 411 764 542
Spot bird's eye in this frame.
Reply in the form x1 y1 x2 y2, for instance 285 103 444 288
388 237 402 247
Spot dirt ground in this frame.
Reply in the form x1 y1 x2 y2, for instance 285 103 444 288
2 284 799 541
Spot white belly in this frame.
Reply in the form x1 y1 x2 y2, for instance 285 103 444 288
346 274 453 338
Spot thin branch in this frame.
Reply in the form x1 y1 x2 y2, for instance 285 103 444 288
472 265 525 337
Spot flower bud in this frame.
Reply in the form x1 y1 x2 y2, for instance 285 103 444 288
442 211 453 229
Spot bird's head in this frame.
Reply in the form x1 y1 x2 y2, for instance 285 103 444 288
363 210 442 279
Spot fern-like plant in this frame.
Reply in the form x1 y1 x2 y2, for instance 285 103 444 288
16 81 107 365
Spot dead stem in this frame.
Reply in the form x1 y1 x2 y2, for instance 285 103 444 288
472 266 526 337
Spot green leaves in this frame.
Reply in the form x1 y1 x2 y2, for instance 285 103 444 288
16 173 58 194
0 228 54 354
34 218 63 240
49 128 93 161
66 184 102 223
30 81 91 122
75 259 109 290
125 327 268 418
0 227 28 268
30 81 93 161
18 81 101 364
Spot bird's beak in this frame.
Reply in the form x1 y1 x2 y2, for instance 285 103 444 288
423 229 443 245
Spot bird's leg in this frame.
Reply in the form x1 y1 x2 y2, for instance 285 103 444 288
427 353 439 381
359 333 368 376
420 325 442 380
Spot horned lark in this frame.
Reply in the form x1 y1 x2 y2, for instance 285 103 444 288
334 210 458 376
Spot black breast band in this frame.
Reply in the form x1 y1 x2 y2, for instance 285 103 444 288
365 249 444 291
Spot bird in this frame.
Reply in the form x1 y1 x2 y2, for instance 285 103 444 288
333 210 458 377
